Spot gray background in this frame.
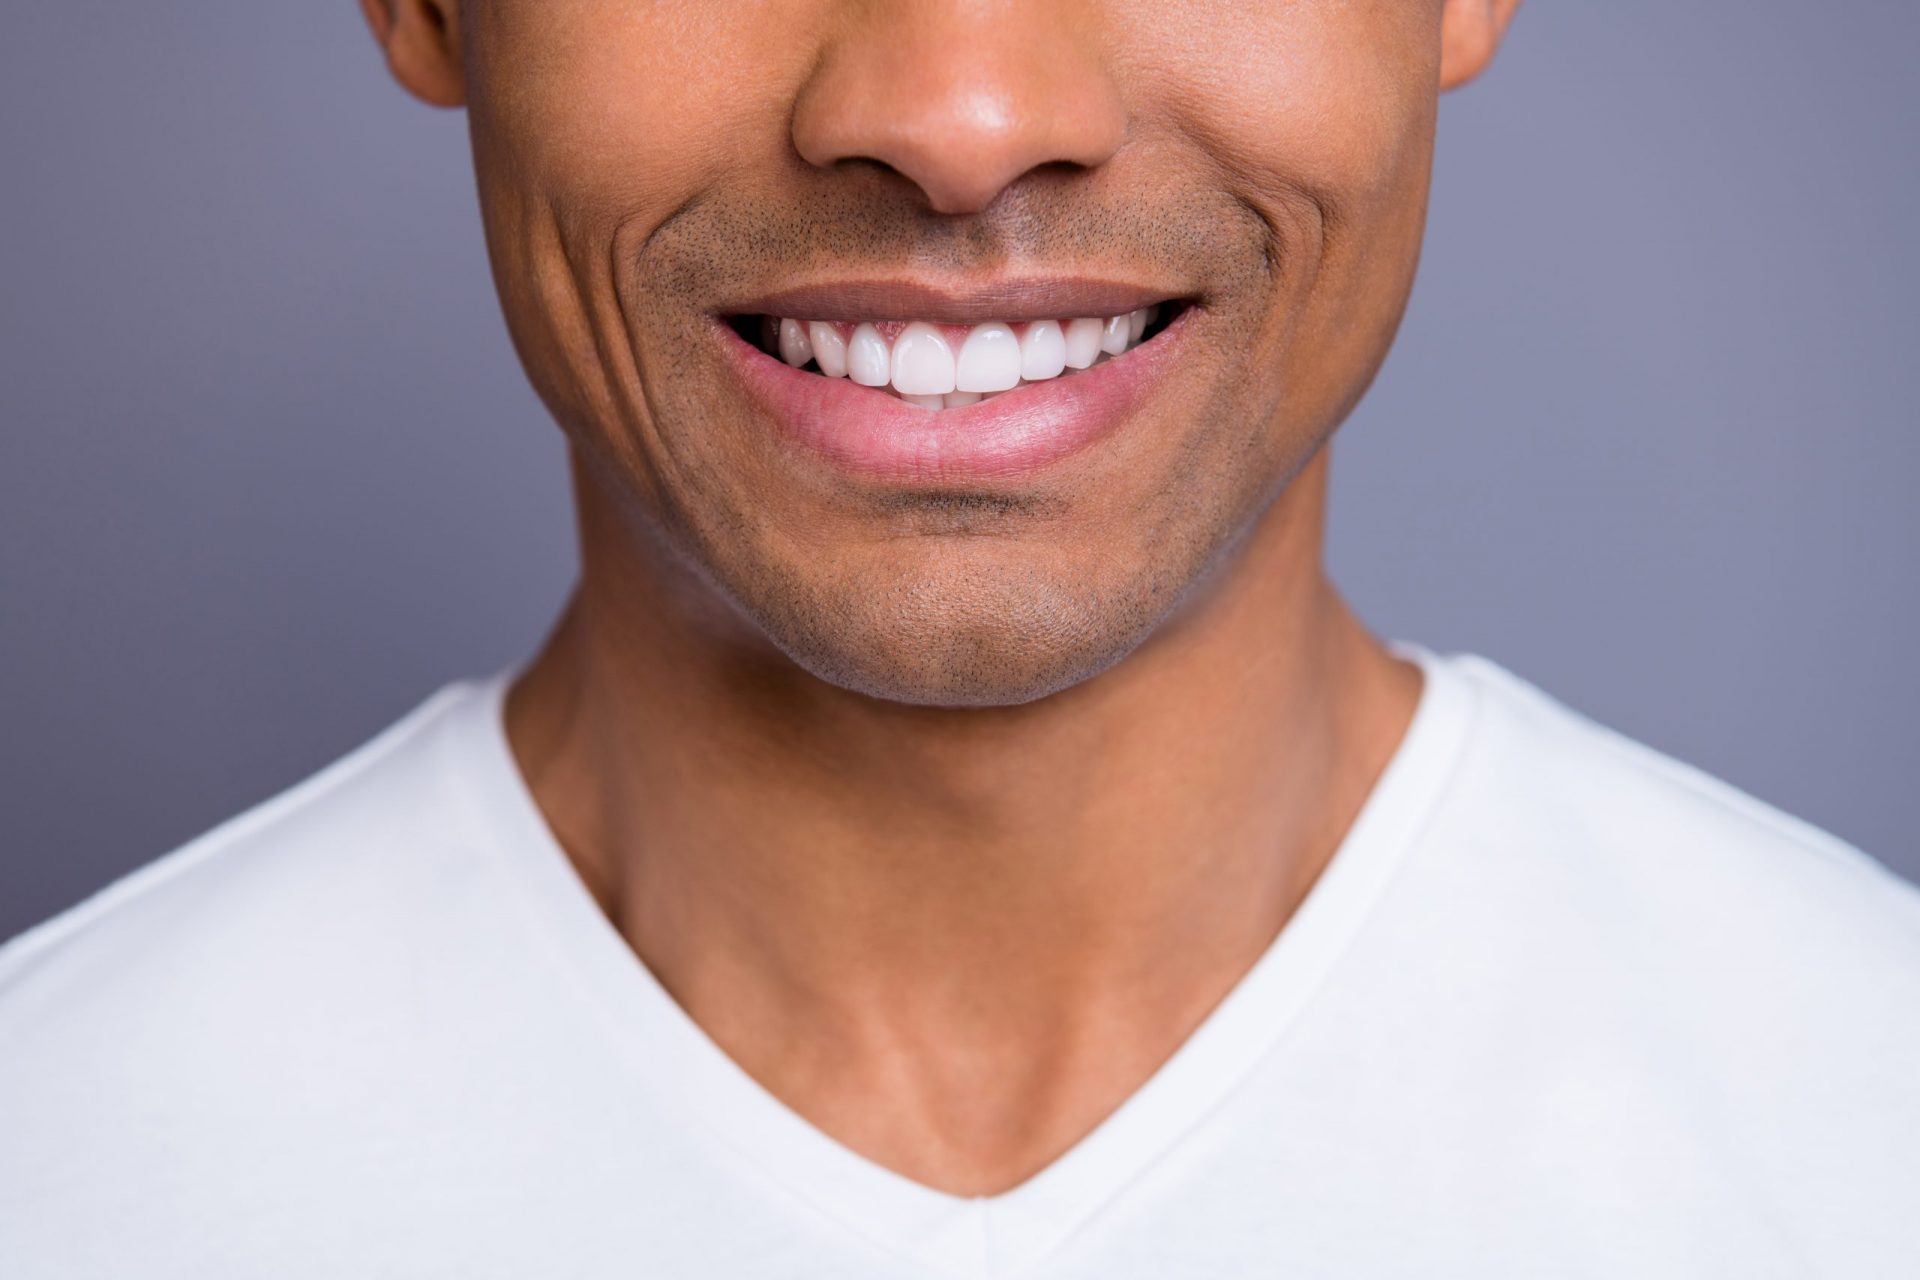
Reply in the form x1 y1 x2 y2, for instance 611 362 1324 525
3 2 1915 940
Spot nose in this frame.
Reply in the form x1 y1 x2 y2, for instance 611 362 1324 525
791 1 1128 216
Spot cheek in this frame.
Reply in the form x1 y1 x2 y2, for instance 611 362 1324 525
1138 1 1438 225
1132 2 1440 428
458 1 825 490
463 1 812 236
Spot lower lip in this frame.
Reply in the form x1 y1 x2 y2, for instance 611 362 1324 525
718 311 1191 483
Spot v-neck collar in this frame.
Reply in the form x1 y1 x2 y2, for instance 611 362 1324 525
446 638 1476 1279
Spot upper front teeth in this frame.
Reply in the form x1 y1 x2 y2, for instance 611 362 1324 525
1020 321 1067 380
848 323 892 388
892 322 956 395
956 323 1021 392
807 321 848 378
773 308 1160 405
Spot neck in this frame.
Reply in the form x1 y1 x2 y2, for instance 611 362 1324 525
505 443 1421 1192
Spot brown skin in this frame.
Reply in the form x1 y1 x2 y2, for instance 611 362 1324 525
362 0 1520 1195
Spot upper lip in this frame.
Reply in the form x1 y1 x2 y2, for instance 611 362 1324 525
727 277 1187 325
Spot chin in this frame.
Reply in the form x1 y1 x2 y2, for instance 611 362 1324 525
746 568 1164 709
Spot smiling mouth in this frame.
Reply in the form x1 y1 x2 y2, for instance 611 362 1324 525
716 284 1197 481
728 304 1187 410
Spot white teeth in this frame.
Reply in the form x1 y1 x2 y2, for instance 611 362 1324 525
778 318 813 368
771 307 1170 407
1020 320 1068 381
891 322 957 395
847 323 891 387
954 322 1022 393
1063 317 1104 369
807 321 847 377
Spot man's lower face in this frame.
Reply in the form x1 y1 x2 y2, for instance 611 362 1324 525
466 1 1437 706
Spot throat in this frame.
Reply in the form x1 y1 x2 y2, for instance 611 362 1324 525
502 474 1416 1199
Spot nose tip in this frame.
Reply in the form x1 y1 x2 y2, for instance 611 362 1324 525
790 7 1126 216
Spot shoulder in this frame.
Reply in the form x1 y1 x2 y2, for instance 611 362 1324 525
1 678 483 988
0 676 496 1139
1437 649 1920 949
1392 652 1920 1251
0 672 594 1273
1423 649 1920 1109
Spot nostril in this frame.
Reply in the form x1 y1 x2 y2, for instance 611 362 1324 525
790 29 1127 218
807 154 940 208
812 143 1036 219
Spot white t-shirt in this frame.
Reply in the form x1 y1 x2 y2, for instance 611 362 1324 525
4 642 1918 1278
